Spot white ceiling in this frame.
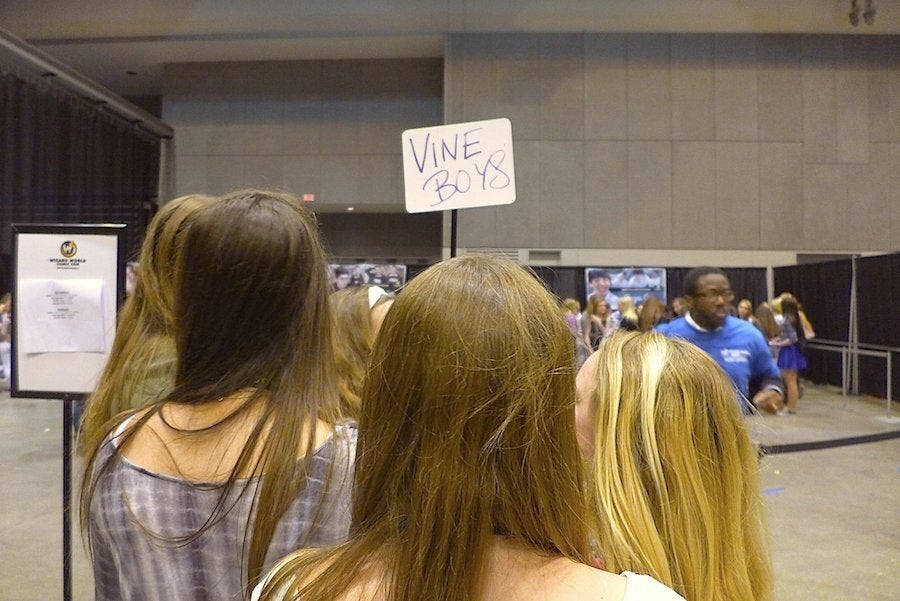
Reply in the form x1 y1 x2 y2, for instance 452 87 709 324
1 0 896 97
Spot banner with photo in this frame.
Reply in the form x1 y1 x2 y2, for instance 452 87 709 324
330 263 407 293
584 267 667 310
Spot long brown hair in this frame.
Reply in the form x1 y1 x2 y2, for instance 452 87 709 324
261 255 593 601
755 303 780 340
81 190 342 589
584 331 772 601
637 295 665 332
330 285 392 420
78 194 213 454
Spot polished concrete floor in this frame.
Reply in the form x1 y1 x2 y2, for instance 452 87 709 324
1 384 898 600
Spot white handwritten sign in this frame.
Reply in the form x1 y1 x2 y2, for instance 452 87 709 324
402 118 516 214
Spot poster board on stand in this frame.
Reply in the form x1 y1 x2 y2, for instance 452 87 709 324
11 224 125 399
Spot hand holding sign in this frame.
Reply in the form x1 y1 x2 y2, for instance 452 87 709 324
402 118 516 214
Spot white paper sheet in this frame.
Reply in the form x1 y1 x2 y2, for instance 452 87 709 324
18 279 107 353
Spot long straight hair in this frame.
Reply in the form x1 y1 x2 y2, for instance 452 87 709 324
585 331 772 601
779 297 806 345
330 285 390 420
78 194 213 454
81 190 342 589
261 254 593 601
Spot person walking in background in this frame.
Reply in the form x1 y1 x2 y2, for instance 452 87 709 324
562 298 591 368
737 298 759 327
772 296 808 415
0 292 11 388
754 302 782 361
81 190 356 601
582 296 611 352
256 255 683 601
656 267 784 414
576 331 773 601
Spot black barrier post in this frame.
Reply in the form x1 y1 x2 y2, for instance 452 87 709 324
62 395 74 601
450 209 458 258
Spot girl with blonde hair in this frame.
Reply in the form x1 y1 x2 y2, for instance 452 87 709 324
576 331 772 601
78 194 213 453
257 255 681 601
330 285 393 420
81 190 356 600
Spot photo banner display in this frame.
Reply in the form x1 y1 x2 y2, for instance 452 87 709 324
330 264 407 293
12 224 125 398
584 267 667 309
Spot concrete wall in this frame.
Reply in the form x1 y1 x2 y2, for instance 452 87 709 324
162 36 898 266
445 33 899 263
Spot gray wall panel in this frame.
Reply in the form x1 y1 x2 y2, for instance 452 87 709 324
759 143 804 249
539 142 585 247
670 35 715 141
626 35 671 140
583 141 629 248
584 35 628 140
165 35 898 257
627 141 672 247
803 163 849 249
672 142 716 248
714 35 759 141
715 142 759 249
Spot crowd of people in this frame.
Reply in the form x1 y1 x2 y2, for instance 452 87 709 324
74 189 788 601
564 268 813 416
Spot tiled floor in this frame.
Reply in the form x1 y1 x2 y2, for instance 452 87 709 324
1 384 898 600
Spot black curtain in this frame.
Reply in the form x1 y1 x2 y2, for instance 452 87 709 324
0 70 160 293
775 259 853 390
527 265 766 314
855 253 900 400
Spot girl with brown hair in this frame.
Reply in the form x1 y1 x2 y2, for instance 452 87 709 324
78 194 213 453
81 190 356 600
257 255 681 601
330 285 393 420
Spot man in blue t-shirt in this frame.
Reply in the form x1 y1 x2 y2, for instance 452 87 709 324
656 267 784 414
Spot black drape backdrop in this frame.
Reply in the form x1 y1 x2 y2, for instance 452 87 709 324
775 254 898 401
530 265 766 311
775 259 853 391
0 70 161 293
856 253 900 401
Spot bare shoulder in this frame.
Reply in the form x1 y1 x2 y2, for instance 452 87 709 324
556 561 627 600
483 547 627 601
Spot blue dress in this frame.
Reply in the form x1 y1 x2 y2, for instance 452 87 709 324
776 319 807 370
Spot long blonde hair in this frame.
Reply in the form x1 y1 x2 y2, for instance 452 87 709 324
78 194 213 453
617 295 638 323
261 255 592 601
584 331 772 601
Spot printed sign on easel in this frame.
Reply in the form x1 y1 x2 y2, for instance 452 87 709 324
11 224 125 398
402 118 516 214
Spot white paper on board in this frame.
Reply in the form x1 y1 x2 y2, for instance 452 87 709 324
18 279 106 353
402 118 516 213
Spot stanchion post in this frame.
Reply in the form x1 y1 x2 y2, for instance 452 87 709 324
62 395 73 601
887 352 893 420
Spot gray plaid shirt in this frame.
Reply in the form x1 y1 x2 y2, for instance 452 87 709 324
89 423 356 601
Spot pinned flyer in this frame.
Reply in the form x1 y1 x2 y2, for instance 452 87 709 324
402 118 516 213
18 278 107 353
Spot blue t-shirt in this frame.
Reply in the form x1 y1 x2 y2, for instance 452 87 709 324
656 315 781 410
